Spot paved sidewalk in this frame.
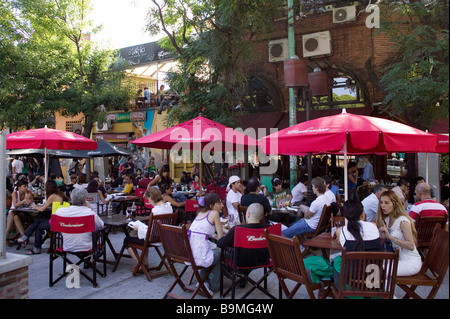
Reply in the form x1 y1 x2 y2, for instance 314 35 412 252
4 230 449 300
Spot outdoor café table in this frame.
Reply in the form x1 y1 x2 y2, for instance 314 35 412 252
271 206 299 226
11 206 51 218
109 194 141 215
100 214 149 265
302 232 343 260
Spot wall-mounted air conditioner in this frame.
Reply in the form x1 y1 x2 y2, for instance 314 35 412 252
268 38 289 63
302 31 332 58
333 5 356 23
96 119 112 132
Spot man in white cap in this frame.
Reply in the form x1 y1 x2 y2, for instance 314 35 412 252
226 175 243 221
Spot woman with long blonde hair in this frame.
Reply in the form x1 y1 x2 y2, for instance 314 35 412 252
375 190 422 276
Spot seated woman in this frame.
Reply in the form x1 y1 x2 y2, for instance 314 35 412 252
6 179 34 241
332 199 383 286
192 174 204 192
375 190 422 277
188 193 224 293
160 183 185 208
86 179 110 215
126 187 173 272
160 183 186 224
18 180 68 255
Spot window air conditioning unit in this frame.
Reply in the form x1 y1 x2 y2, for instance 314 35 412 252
302 31 332 58
268 38 289 63
96 119 112 132
333 5 356 24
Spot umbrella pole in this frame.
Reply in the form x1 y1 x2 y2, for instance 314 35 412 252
344 140 348 201
199 159 203 198
425 153 429 183
45 147 48 183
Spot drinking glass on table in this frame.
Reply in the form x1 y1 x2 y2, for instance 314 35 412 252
227 214 235 228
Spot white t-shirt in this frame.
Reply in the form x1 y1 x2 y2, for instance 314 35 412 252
137 202 173 239
291 182 307 203
305 194 332 229
339 221 380 247
361 193 379 222
226 189 242 220
324 189 336 203
12 159 24 174
55 205 105 252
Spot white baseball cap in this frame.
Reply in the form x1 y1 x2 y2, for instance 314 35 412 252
227 175 241 191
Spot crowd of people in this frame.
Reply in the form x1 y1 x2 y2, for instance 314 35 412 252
5 152 449 297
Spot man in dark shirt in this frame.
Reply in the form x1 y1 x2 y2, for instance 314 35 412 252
240 176 271 217
217 203 271 272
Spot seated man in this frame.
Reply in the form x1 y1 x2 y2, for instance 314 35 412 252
240 177 271 218
54 187 104 252
410 183 448 227
291 175 308 206
122 174 135 195
282 177 331 239
226 175 243 221
361 184 387 222
217 203 271 279
391 178 410 208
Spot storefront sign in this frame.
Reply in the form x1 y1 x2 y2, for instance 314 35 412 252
116 41 175 67
117 113 131 123
106 111 146 123
93 133 130 141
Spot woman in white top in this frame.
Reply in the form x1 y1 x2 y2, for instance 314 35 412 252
375 190 422 276
188 193 224 292
333 200 382 286
127 187 173 272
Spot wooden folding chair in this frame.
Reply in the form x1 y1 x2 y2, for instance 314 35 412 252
265 230 332 299
158 222 214 299
220 223 282 299
396 227 449 299
112 212 178 281
298 205 333 256
49 215 106 288
237 205 247 224
332 248 399 299
415 214 448 259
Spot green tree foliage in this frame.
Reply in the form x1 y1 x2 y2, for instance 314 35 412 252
378 0 449 130
0 0 135 136
146 0 283 126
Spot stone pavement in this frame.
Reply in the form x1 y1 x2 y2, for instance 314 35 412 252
4 229 449 300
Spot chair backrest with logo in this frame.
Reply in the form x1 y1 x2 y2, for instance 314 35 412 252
233 223 282 269
50 215 95 234
185 199 199 212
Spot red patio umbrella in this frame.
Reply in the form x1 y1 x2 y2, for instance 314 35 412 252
434 134 449 153
131 115 258 195
260 109 439 200
7 125 97 182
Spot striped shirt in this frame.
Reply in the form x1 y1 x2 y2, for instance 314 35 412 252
409 199 448 222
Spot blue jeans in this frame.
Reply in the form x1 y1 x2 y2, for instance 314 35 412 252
282 218 315 238
200 249 221 291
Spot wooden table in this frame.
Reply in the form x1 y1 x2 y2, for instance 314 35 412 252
108 195 141 214
302 232 343 260
271 207 298 226
101 214 149 264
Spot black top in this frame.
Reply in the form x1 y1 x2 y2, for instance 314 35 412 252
240 193 271 215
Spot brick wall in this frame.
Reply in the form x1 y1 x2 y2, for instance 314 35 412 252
245 8 399 113
0 266 29 299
